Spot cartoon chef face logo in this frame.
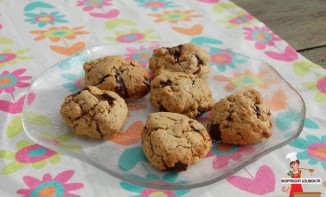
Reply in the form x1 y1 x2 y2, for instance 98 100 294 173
282 152 321 197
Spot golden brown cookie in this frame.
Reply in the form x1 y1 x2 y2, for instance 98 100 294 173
141 112 212 171
207 89 272 145
149 70 215 118
149 43 210 78
60 86 128 139
83 55 150 102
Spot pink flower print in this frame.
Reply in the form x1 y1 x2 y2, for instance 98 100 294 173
17 170 84 197
0 68 32 94
243 26 281 50
76 0 112 11
206 143 254 169
125 42 160 67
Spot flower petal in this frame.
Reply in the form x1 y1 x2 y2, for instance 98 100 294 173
306 135 320 143
83 6 94 11
11 68 27 76
54 170 74 183
297 151 310 160
30 30 46 34
23 175 42 188
18 76 32 81
255 42 266 50
64 183 84 191
43 173 52 181
289 137 309 149
321 161 326 170
24 13 37 17
321 135 326 142
16 188 32 195
308 158 319 165
16 82 31 88
38 23 46 28
4 86 15 93
213 156 230 169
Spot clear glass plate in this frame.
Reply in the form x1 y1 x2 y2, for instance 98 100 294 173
22 42 305 190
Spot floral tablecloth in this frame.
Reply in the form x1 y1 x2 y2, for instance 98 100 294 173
0 0 325 196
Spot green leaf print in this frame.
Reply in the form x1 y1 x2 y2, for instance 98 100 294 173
25 112 52 126
6 116 23 138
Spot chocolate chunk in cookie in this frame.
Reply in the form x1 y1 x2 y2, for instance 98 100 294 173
207 89 272 145
141 112 212 171
60 86 128 139
150 70 215 118
149 43 210 79
83 55 150 102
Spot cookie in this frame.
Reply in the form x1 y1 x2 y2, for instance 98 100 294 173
149 43 210 78
150 70 215 118
141 112 212 171
83 55 150 102
60 86 128 139
207 89 272 145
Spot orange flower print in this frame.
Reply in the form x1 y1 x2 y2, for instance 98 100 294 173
148 10 201 23
214 68 277 91
30 26 89 42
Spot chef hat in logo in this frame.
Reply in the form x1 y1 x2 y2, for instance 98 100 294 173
286 152 298 162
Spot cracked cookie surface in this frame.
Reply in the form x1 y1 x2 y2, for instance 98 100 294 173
207 89 272 145
150 70 214 118
84 55 150 102
149 43 210 79
60 86 128 139
141 112 212 171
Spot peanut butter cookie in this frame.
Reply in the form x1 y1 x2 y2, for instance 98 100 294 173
141 112 212 171
207 89 272 145
149 70 215 118
149 43 210 78
84 55 150 102
60 86 128 139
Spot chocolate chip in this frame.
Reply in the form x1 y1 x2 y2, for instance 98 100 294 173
160 80 172 87
168 45 183 61
193 55 203 75
227 115 232 121
254 105 261 116
195 55 203 65
191 125 201 132
102 94 116 104
96 123 104 138
93 94 116 105
210 124 221 141
193 66 201 75
267 111 271 116
166 161 188 171
115 74 128 98
98 74 110 85
159 105 168 112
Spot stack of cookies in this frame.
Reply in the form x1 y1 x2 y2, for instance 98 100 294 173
59 43 273 172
